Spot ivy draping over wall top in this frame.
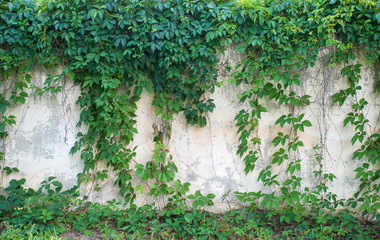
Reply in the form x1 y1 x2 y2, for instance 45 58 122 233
0 0 379 220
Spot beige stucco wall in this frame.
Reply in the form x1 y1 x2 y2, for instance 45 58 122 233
2 48 379 211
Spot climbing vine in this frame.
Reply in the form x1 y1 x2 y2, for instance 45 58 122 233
228 0 380 220
0 0 379 223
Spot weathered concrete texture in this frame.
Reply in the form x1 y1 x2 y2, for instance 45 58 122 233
2 49 379 212
168 48 379 211
3 65 84 190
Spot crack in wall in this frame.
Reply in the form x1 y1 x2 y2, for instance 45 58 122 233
206 112 217 178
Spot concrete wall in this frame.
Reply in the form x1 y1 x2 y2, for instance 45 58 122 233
2 66 83 190
2 49 379 211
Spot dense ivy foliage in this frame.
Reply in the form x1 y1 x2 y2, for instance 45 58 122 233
0 0 379 227
1 0 224 206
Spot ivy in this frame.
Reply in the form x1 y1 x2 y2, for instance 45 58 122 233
1 0 379 221
228 0 379 220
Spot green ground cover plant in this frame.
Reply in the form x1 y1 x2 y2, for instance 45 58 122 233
0 0 379 238
0 177 379 239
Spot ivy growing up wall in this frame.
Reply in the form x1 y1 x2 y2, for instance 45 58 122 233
0 0 379 219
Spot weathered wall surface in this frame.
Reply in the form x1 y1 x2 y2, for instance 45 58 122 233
2 66 84 190
2 49 379 211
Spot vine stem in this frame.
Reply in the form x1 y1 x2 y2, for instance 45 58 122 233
1 138 5 195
